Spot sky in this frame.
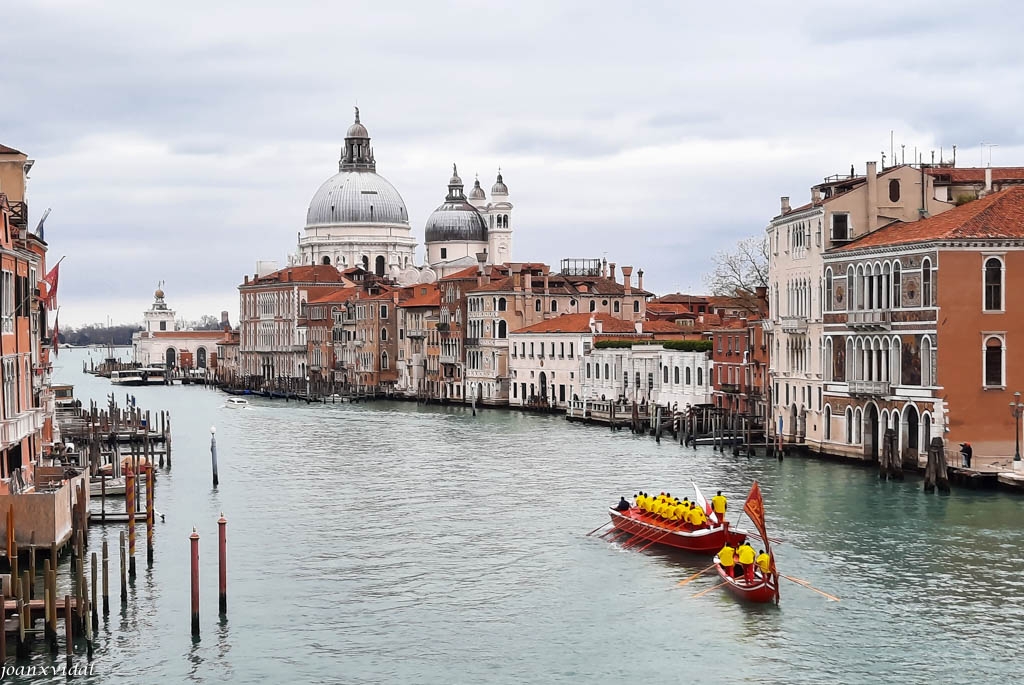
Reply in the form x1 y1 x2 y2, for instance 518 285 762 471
5 0 1024 326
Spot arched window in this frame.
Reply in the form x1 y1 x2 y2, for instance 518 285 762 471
497 320 507 339
921 336 932 386
633 300 640 313
985 336 1003 387
535 299 541 312
921 258 932 306
854 407 863 444
497 297 507 312
824 268 833 312
361 255 369 271
697 367 703 386
551 299 558 312
595 364 601 380
375 255 385 276
586 363 591 379
845 407 853 444
196 347 207 369
891 261 901 308
922 412 932 451
674 366 680 384
380 328 388 342
614 301 620 313
663 366 669 383
856 265 865 310
984 257 1003 311
589 300 596 312
845 266 855 311
889 179 900 203
604 363 609 379
322 255 331 265
824 405 832 441
685 367 692 385
380 351 389 370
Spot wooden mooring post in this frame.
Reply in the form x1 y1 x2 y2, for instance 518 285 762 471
190 528 200 636
218 514 227 615
924 438 951 494
102 540 109 616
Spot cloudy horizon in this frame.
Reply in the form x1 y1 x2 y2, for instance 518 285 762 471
6 0 1024 326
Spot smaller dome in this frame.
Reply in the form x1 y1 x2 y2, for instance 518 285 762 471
491 169 508 196
155 288 165 299
346 106 369 138
425 202 488 243
468 175 486 201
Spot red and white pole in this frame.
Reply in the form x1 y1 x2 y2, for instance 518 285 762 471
189 528 200 636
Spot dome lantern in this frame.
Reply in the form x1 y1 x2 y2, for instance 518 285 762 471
491 167 508 196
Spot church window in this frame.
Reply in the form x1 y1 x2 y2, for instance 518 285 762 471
614 301 620 313
589 300 596 312
535 299 541 312
551 300 558 312
441 248 447 259
322 256 331 265
498 297 507 311
362 256 369 270
159 321 167 331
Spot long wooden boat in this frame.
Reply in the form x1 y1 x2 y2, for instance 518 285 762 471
713 555 779 603
608 507 747 553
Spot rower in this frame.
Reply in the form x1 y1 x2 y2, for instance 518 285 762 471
736 541 756 582
691 505 707 527
756 549 771 575
711 491 727 523
615 496 630 512
718 543 736 576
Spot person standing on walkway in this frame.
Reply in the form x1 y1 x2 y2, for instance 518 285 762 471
960 442 973 468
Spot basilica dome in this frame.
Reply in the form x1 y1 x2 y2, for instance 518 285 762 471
306 171 409 227
424 165 488 243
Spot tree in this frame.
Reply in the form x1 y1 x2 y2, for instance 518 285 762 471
704 236 769 313
193 314 223 330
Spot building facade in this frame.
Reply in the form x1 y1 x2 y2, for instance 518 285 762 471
132 287 226 370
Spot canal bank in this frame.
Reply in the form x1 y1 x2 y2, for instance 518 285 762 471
33 348 1024 684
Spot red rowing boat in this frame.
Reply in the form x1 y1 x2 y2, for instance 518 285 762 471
608 507 747 553
712 556 780 603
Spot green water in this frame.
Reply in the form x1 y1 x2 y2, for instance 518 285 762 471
27 349 1024 683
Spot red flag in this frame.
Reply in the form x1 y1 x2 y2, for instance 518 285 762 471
43 261 60 308
743 481 776 574
52 312 59 357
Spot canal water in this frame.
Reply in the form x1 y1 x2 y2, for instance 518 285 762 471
30 349 1024 683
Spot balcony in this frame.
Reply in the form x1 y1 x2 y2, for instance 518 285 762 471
780 316 808 333
719 383 740 394
440 354 458 365
849 379 891 396
407 329 426 338
847 310 891 330
0 409 46 449
465 338 480 347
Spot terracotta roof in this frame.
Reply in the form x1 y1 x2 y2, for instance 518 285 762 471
307 287 359 304
245 265 349 286
640 320 692 333
833 187 1024 251
398 284 441 308
0 144 24 155
512 313 638 335
652 293 709 305
440 265 484 281
467 276 515 293
647 303 698 316
925 167 1024 183
151 331 226 339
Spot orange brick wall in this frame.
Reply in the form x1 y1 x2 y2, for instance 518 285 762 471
937 248 1024 457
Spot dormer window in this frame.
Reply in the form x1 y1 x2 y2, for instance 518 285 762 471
831 213 850 241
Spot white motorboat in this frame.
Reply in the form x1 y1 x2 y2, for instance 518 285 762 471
225 397 249 408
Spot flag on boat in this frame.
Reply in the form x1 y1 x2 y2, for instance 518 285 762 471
43 259 61 308
692 481 718 524
743 480 776 574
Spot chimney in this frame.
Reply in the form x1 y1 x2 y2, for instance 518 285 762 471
543 272 549 294
244 275 249 284
393 290 400 304
525 270 533 293
755 286 768 304
621 266 633 296
637 269 644 292
602 258 608 278
811 187 821 204
985 167 993 194
634 320 642 334
780 196 791 214
866 161 878 231
476 251 487 286
593 317 603 334
609 263 616 281
512 264 522 291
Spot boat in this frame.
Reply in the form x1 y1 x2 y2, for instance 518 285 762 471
110 369 145 386
712 555 780 603
608 507 747 553
139 367 167 385
225 397 249 408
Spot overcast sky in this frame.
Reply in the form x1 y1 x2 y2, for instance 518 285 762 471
6 0 1024 326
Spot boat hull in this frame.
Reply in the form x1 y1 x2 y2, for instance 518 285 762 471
713 558 779 603
608 508 746 553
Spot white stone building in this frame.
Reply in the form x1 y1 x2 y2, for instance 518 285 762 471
132 286 226 369
581 345 713 408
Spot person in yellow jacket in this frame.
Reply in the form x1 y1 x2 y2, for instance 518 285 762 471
718 543 735 575
691 505 708 527
711 491 727 523
736 542 756 582
755 550 771 575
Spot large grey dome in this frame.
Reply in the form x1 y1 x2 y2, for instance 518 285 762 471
425 202 488 243
306 170 409 226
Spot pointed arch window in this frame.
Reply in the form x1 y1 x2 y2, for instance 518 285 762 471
985 336 1004 387
892 262 901 309
922 258 933 306
824 268 833 312
984 257 1004 311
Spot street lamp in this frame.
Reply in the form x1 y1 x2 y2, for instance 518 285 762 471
1011 391 1024 461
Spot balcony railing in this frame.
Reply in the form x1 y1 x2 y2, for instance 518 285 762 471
440 354 458 365
465 338 480 347
849 379 891 396
0 409 46 449
719 383 740 394
780 316 808 333
407 329 426 338
847 310 891 329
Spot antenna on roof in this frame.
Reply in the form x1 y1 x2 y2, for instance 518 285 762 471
952 144 957 167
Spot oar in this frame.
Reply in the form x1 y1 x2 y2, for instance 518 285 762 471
626 521 677 550
691 581 727 599
586 520 612 536
677 564 715 586
780 574 840 602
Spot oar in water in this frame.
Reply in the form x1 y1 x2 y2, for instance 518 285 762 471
691 581 727 599
586 521 612 536
780 574 840 602
677 564 716 586
624 520 676 550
